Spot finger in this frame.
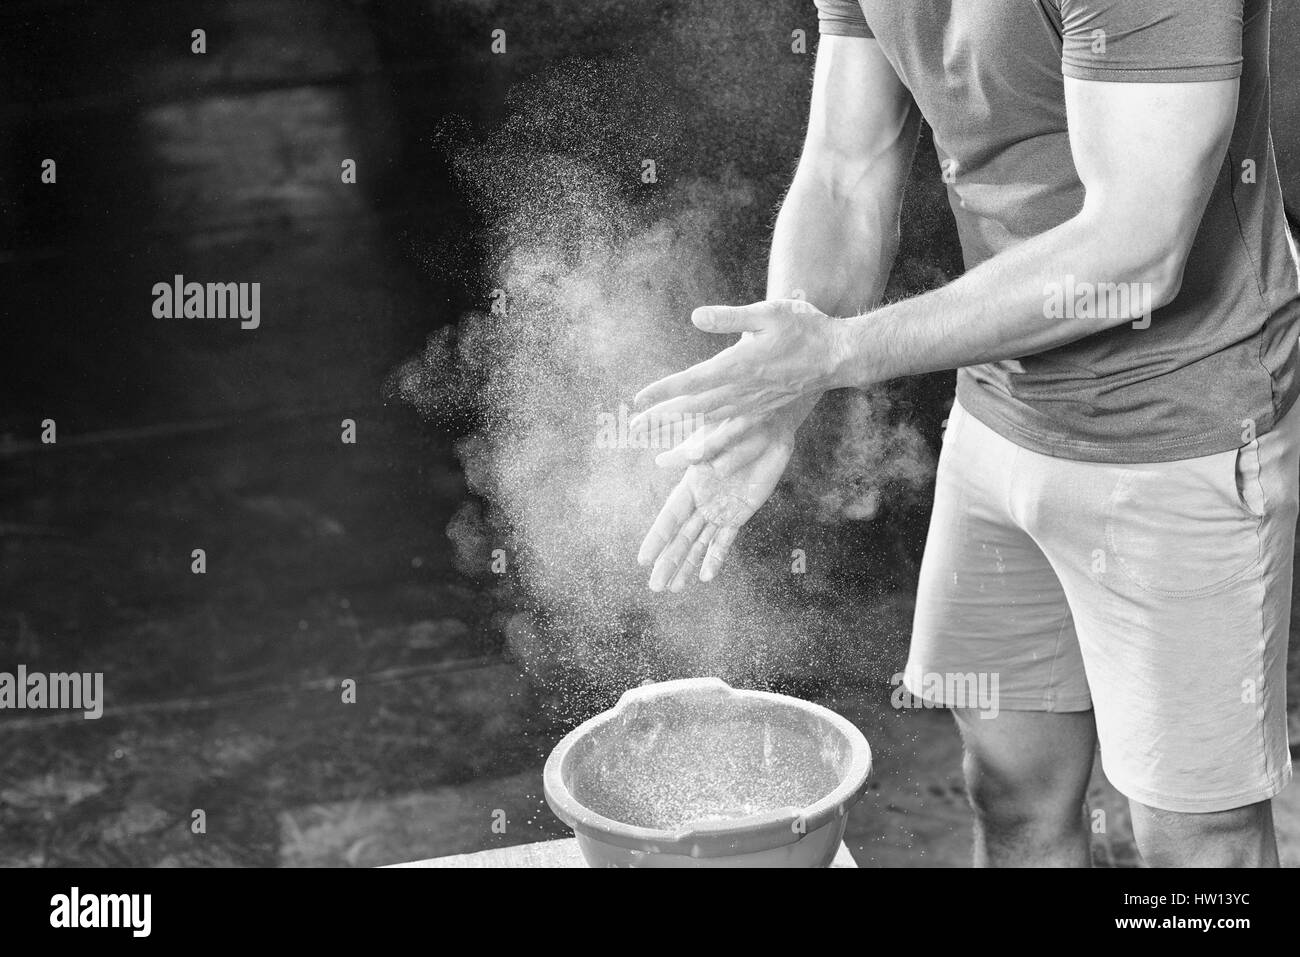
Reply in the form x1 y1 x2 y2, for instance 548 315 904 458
630 387 736 435
653 415 757 469
637 481 694 566
692 302 773 335
652 421 715 470
669 523 718 593
633 353 732 411
649 511 707 592
699 525 740 583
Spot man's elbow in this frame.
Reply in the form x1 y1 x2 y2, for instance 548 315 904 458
1076 199 1201 322
1087 238 1188 329
1145 246 1187 311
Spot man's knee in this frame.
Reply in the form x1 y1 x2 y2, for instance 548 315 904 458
955 710 1094 837
963 747 1087 837
1129 799 1276 867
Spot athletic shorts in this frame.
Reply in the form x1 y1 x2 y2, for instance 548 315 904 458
905 395 1299 813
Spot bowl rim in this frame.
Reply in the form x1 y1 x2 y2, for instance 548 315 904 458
542 677 873 858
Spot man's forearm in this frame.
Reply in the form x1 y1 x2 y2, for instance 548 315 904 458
767 167 908 424
829 207 1183 389
767 170 899 317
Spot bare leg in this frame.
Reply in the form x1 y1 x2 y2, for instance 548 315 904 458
953 708 1097 867
1129 799 1279 867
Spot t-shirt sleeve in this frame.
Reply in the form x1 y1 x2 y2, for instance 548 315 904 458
1057 0 1243 82
814 0 873 39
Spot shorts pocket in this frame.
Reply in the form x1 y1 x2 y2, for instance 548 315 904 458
1233 437 1266 519
1105 445 1263 597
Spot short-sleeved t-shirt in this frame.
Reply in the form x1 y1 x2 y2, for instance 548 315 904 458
815 0 1300 463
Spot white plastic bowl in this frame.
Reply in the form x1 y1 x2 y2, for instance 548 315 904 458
543 677 872 867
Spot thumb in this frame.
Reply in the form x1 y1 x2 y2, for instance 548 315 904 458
691 301 773 334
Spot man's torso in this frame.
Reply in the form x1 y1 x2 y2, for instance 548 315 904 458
817 0 1300 462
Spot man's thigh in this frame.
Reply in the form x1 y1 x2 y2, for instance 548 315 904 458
910 395 1297 815
907 399 1093 713
1022 400 1300 814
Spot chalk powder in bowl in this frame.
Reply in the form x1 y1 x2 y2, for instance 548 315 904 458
570 702 846 830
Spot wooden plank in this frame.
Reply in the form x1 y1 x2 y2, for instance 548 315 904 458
388 837 858 868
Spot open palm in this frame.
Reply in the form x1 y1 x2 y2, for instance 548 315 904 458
637 417 796 592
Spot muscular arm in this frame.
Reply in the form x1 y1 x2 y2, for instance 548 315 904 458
631 37 918 588
633 74 1241 429
829 76 1238 386
648 35 919 463
769 36 919 318
737 35 917 436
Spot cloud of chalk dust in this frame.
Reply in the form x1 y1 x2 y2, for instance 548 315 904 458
391 27 937 716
